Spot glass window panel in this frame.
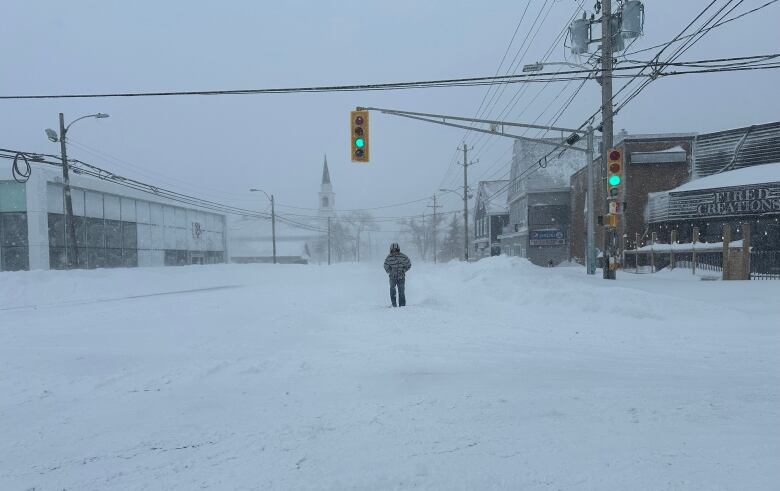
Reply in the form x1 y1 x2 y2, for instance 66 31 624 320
136 201 150 224
121 198 136 222
86 218 105 248
122 249 138 268
105 219 122 248
85 191 104 218
48 213 66 247
122 222 137 249
71 247 88 269
47 184 64 214
1 213 29 247
73 216 88 247
88 247 106 269
1 246 29 271
106 248 123 268
0 182 27 212
49 246 67 270
104 194 120 220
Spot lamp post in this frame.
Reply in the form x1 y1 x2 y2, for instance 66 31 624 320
249 188 276 264
46 112 109 269
440 187 473 261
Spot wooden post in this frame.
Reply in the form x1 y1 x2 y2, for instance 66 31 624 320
635 233 640 273
692 226 700 275
742 222 751 280
651 232 657 273
670 230 677 270
722 225 731 280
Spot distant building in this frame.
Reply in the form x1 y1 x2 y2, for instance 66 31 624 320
498 136 589 266
228 155 333 265
472 180 509 258
0 166 228 272
319 155 335 219
568 131 695 263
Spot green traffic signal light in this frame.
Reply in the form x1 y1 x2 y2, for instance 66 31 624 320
355 137 365 148
608 174 621 187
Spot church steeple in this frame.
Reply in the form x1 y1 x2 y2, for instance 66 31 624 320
319 154 335 217
322 155 331 185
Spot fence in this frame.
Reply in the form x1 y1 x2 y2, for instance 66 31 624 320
751 251 780 280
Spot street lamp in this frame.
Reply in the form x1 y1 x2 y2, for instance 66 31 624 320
249 188 276 264
45 112 110 269
522 61 593 72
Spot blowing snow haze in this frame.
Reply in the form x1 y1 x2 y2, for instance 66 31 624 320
1 1 779 489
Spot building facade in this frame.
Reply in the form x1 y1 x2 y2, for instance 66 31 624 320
499 136 586 266
0 167 227 272
569 132 695 263
472 180 509 258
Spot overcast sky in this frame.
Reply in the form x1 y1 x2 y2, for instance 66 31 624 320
3 0 779 221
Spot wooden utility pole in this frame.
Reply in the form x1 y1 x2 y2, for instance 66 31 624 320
602 0 616 280
428 194 442 263
59 113 80 269
459 143 475 262
327 217 332 265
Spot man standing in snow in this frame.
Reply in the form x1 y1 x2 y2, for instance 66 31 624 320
384 242 411 307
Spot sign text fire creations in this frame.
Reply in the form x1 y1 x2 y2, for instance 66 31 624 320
696 187 780 217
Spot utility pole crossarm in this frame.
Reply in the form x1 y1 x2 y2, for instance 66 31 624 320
358 107 586 135
372 110 587 154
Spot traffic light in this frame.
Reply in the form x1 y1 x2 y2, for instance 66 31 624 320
606 147 623 199
350 109 369 163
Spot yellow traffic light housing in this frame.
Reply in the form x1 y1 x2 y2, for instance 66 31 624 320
607 147 623 199
351 109 370 163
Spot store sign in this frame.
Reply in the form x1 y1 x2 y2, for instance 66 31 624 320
192 222 203 239
668 184 780 220
530 228 565 246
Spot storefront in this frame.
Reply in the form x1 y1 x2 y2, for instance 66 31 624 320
646 163 780 250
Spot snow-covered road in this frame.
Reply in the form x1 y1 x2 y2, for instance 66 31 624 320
1 258 778 490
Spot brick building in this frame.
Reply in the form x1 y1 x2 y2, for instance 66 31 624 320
569 132 694 263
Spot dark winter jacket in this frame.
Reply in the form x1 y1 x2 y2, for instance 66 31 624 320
384 252 412 280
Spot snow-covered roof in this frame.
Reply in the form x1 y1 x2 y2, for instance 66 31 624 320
672 162 780 192
478 180 509 214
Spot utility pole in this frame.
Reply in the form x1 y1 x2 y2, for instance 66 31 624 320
327 217 332 265
601 0 617 280
270 194 277 264
59 113 80 269
458 142 475 262
428 194 442 263
586 126 596 275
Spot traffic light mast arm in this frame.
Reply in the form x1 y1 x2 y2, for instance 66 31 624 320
357 106 589 153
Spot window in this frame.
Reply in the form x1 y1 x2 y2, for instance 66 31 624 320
322 196 329 208
1 211 29 271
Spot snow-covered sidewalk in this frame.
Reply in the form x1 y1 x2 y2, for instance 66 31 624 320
1 257 778 489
